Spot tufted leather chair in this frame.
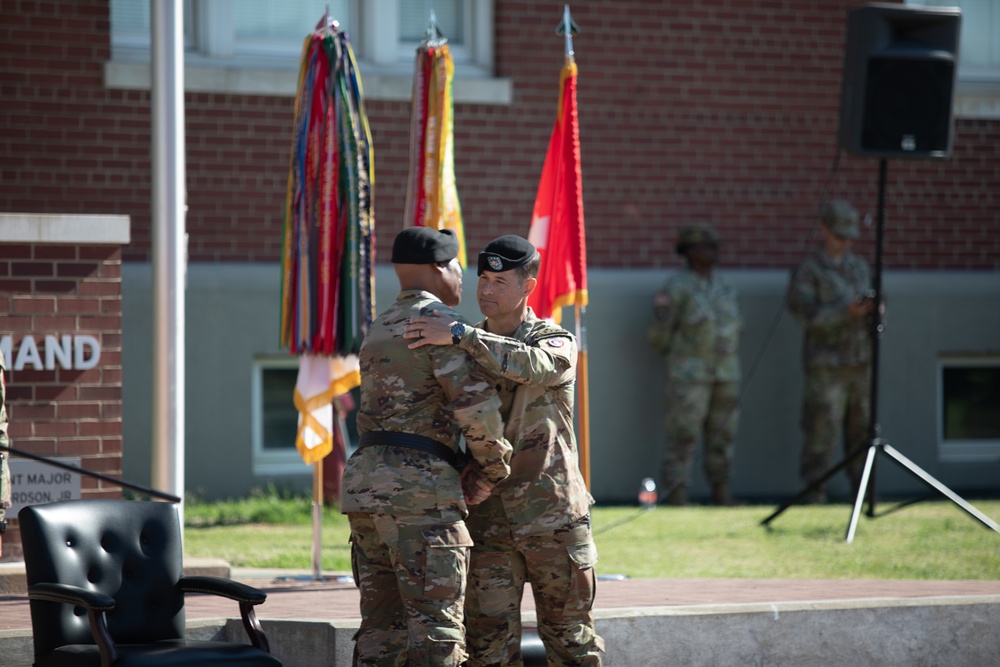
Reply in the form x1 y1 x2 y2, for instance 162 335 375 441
18 498 282 667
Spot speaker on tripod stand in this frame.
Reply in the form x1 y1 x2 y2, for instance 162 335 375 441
762 3 1000 541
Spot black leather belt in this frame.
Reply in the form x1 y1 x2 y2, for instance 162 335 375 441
357 431 465 470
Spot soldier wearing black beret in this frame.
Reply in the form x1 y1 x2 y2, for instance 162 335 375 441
476 234 538 276
392 226 460 265
341 226 512 665
404 234 605 665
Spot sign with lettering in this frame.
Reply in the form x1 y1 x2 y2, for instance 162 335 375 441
8 458 81 514
0 335 101 371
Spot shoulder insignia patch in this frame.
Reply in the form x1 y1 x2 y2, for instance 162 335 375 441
544 338 566 348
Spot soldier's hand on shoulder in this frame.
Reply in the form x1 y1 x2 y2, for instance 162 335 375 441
403 312 455 348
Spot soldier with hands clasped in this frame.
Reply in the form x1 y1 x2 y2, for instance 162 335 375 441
647 226 743 506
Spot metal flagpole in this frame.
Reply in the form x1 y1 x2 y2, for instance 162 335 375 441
150 0 186 525
559 5 590 489
575 304 591 488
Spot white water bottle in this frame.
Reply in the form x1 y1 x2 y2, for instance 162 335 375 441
638 478 657 508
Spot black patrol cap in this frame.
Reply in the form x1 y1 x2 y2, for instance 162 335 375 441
391 226 459 264
477 235 538 276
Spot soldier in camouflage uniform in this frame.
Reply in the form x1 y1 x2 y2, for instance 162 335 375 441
787 199 874 503
405 235 604 667
0 350 10 557
647 226 743 506
341 227 513 667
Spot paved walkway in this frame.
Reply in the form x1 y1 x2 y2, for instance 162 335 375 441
4 569 999 631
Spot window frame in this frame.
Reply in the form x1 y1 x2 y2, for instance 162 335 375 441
251 356 310 476
904 0 1000 119
105 0 511 104
937 356 1000 463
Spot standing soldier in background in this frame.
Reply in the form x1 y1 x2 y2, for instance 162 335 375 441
341 227 512 667
787 199 874 504
0 350 11 556
647 226 743 506
405 235 604 666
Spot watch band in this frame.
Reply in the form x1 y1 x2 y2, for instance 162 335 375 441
451 322 466 345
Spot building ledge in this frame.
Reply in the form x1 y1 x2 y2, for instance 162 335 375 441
104 59 513 105
0 213 131 245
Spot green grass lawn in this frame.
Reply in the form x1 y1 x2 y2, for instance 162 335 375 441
182 495 1000 580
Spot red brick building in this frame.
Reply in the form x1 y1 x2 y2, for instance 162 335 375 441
2 1 998 508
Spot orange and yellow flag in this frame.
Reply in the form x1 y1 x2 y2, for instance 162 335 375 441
403 42 466 266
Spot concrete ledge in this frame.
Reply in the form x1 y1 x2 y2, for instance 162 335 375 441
3 596 998 666
596 596 1000 667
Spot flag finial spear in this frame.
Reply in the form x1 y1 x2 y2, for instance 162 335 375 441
556 4 579 59
424 8 446 45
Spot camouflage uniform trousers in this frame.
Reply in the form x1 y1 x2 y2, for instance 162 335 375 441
800 364 871 494
464 495 603 667
348 511 474 667
661 380 740 492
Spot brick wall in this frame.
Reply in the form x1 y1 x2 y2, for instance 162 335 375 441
1 0 997 271
0 237 124 560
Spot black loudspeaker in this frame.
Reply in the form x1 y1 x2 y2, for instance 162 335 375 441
837 3 961 159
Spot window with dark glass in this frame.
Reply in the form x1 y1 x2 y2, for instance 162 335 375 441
942 365 1000 441
261 367 298 451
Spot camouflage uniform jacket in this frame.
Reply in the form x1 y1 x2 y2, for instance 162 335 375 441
0 350 10 521
647 269 742 382
787 249 872 368
341 290 512 519
456 308 593 538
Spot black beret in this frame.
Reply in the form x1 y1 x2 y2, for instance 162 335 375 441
391 227 459 264
477 235 538 276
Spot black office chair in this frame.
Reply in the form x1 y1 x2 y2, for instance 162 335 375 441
18 498 282 667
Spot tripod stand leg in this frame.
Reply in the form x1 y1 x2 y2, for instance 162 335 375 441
760 448 860 527
845 444 879 543
880 443 1000 534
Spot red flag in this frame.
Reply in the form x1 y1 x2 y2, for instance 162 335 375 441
527 59 587 324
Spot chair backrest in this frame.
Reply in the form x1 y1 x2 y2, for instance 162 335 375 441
19 499 187 656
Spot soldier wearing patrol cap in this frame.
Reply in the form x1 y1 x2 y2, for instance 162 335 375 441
404 234 604 666
787 198 874 503
341 226 513 666
0 349 12 556
647 225 743 506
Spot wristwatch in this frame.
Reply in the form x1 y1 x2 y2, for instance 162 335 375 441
450 322 466 345
0 518 6 535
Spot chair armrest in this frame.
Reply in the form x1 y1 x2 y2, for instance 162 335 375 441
28 582 116 611
178 575 272 652
178 575 267 605
28 582 120 664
